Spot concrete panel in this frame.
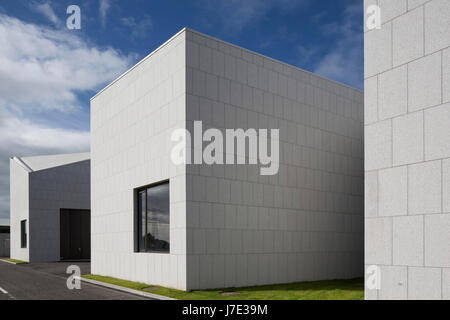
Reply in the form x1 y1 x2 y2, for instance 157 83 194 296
442 48 450 102
408 52 442 112
393 216 423 266
365 171 378 218
365 120 392 171
408 160 442 215
379 265 407 300
365 217 392 265
365 0 450 300
444 159 450 213
425 214 450 267
444 48 450 103
424 0 450 54
364 76 378 124
379 167 407 217
393 111 423 166
380 0 407 24
408 267 442 300
425 104 450 160
393 6 423 66
365 23 392 78
444 269 450 300
407 0 429 10
378 65 407 120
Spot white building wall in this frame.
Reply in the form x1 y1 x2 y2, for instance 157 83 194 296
91 28 364 291
28 160 90 262
184 29 364 289
10 159 29 262
90 30 187 289
364 0 450 300
10 155 90 262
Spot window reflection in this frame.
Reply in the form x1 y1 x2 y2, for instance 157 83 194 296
137 181 170 253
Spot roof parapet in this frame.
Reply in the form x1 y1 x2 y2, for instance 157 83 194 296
11 156 33 173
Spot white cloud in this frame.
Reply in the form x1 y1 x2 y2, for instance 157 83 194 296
120 15 152 39
0 108 90 225
0 13 133 112
312 1 363 89
99 0 111 27
202 0 308 32
0 109 90 153
297 44 319 67
32 1 61 26
0 13 133 224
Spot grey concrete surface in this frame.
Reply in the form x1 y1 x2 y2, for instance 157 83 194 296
91 27 364 291
364 0 450 300
81 277 175 300
0 261 150 300
10 153 90 262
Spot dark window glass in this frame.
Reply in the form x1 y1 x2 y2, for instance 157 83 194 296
20 219 27 248
137 181 169 253
139 191 146 252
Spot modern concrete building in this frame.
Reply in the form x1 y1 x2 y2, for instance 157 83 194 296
10 153 90 262
91 28 364 291
364 0 450 300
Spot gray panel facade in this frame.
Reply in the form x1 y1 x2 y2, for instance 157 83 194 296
364 0 450 300
90 30 187 289
91 28 364 291
9 155 90 262
184 30 364 289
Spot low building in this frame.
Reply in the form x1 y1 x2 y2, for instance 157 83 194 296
91 28 364 291
10 153 90 262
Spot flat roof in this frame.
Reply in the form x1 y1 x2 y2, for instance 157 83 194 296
91 27 362 101
13 152 90 172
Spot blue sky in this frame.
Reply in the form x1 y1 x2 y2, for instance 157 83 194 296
0 0 363 224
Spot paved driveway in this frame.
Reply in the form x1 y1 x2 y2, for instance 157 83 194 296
0 260 150 300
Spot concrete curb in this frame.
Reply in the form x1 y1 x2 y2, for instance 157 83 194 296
0 258 20 265
80 277 177 300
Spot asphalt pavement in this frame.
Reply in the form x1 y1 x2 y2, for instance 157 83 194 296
0 260 150 300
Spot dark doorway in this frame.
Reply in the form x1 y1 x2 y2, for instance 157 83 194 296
60 209 90 260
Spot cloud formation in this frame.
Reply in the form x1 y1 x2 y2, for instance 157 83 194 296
202 0 308 32
120 15 152 39
0 108 90 225
313 1 363 89
99 0 111 27
0 13 132 112
31 1 61 26
0 13 133 224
